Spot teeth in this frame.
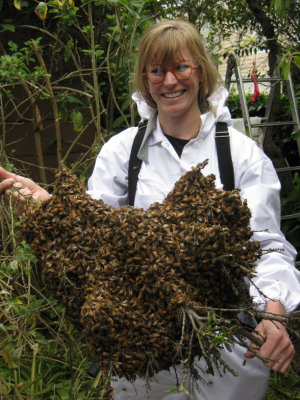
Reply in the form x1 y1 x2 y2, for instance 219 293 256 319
164 91 184 98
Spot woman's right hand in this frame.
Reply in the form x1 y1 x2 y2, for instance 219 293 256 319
0 167 50 216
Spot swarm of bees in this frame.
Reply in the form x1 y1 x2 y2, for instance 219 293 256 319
22 160 262 380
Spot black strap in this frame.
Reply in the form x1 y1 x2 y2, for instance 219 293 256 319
215 122 234 191
128 121 234 206
128 122 147 206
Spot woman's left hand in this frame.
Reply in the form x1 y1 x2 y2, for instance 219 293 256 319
244 300 295 373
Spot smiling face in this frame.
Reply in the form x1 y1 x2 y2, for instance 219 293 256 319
146 50 203 122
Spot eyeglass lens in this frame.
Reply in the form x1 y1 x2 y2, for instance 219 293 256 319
148 63 193 83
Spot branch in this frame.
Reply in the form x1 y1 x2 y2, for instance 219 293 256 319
88 3 104 147
31 40 62 166
245 0 281 74
61 112 105 165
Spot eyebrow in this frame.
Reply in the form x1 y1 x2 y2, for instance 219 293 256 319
150 59 193 66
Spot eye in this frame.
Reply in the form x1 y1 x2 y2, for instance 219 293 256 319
175 62 190 72
148 66 164 75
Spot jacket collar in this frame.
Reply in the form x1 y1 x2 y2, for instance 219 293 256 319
137 109 158 163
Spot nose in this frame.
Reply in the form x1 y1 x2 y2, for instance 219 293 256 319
163 70 178 85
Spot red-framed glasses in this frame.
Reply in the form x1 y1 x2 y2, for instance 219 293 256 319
142 62 199 83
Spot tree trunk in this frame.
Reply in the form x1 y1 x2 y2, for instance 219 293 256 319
245 0 294 196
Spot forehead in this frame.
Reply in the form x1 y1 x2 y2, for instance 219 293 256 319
149 49 194 66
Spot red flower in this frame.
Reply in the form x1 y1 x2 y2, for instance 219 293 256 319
250 61 260 102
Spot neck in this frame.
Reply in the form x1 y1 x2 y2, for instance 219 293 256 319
159 111 201 140
158 112 201 140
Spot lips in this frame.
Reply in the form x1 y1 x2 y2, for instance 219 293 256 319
162 90 185 98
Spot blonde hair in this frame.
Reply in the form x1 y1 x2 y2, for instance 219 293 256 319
135 20 224 110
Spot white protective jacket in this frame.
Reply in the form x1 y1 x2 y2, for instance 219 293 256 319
87 87 300 400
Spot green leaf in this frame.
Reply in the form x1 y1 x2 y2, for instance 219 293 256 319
80 174 86 183
64 46 71 61
293 56 300 69
131 1 143 7
19 376 43 394
14 0 22 9
121 97 130 112
293 130 300 140
59 104 68 120
26 313 36 327
113 114 130 128
30 299 45 310
165 386 181 393
1 24 15 32
181 386 189 395
35 2 48 20
274 0 282 15
64 40 74 62
71 110 84 132
282 61 290 80
56 387 69 400
3 341 22 370
28 330 45 342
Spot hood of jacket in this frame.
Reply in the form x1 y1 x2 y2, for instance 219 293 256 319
132 87 233 126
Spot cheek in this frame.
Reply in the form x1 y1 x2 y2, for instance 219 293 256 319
149 83 158 96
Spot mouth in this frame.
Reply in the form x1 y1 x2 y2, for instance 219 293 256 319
162 90 185 99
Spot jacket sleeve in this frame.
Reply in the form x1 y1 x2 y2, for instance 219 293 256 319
230 128 300 314
87 127 137 208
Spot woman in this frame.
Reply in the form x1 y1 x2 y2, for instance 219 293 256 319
0 20 299 400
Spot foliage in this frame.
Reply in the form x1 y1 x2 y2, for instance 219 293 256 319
281 172 300 263
278 47 300 81
0 0 152 185
273 83 300 167
265 366 300 399
227 88 269 119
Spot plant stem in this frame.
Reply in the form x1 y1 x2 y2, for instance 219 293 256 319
0 93 8 165
25 88 47 184
61 114 101 165
128 20 138 126
31 348 37 400
11 25 100 133
107 35 129 131
86 367 102 398
49 16 63 75
0 40 47 183
31 41 62 166
88 3 103 148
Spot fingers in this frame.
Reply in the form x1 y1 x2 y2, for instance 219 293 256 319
244 319 295 374
244 337 262 359
244 324 264 359
259 321 295 373
0 167 17 181
0 167 36 192
2 181 32 216
244 343 259 359
0 169 50 215
0 177 15 196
